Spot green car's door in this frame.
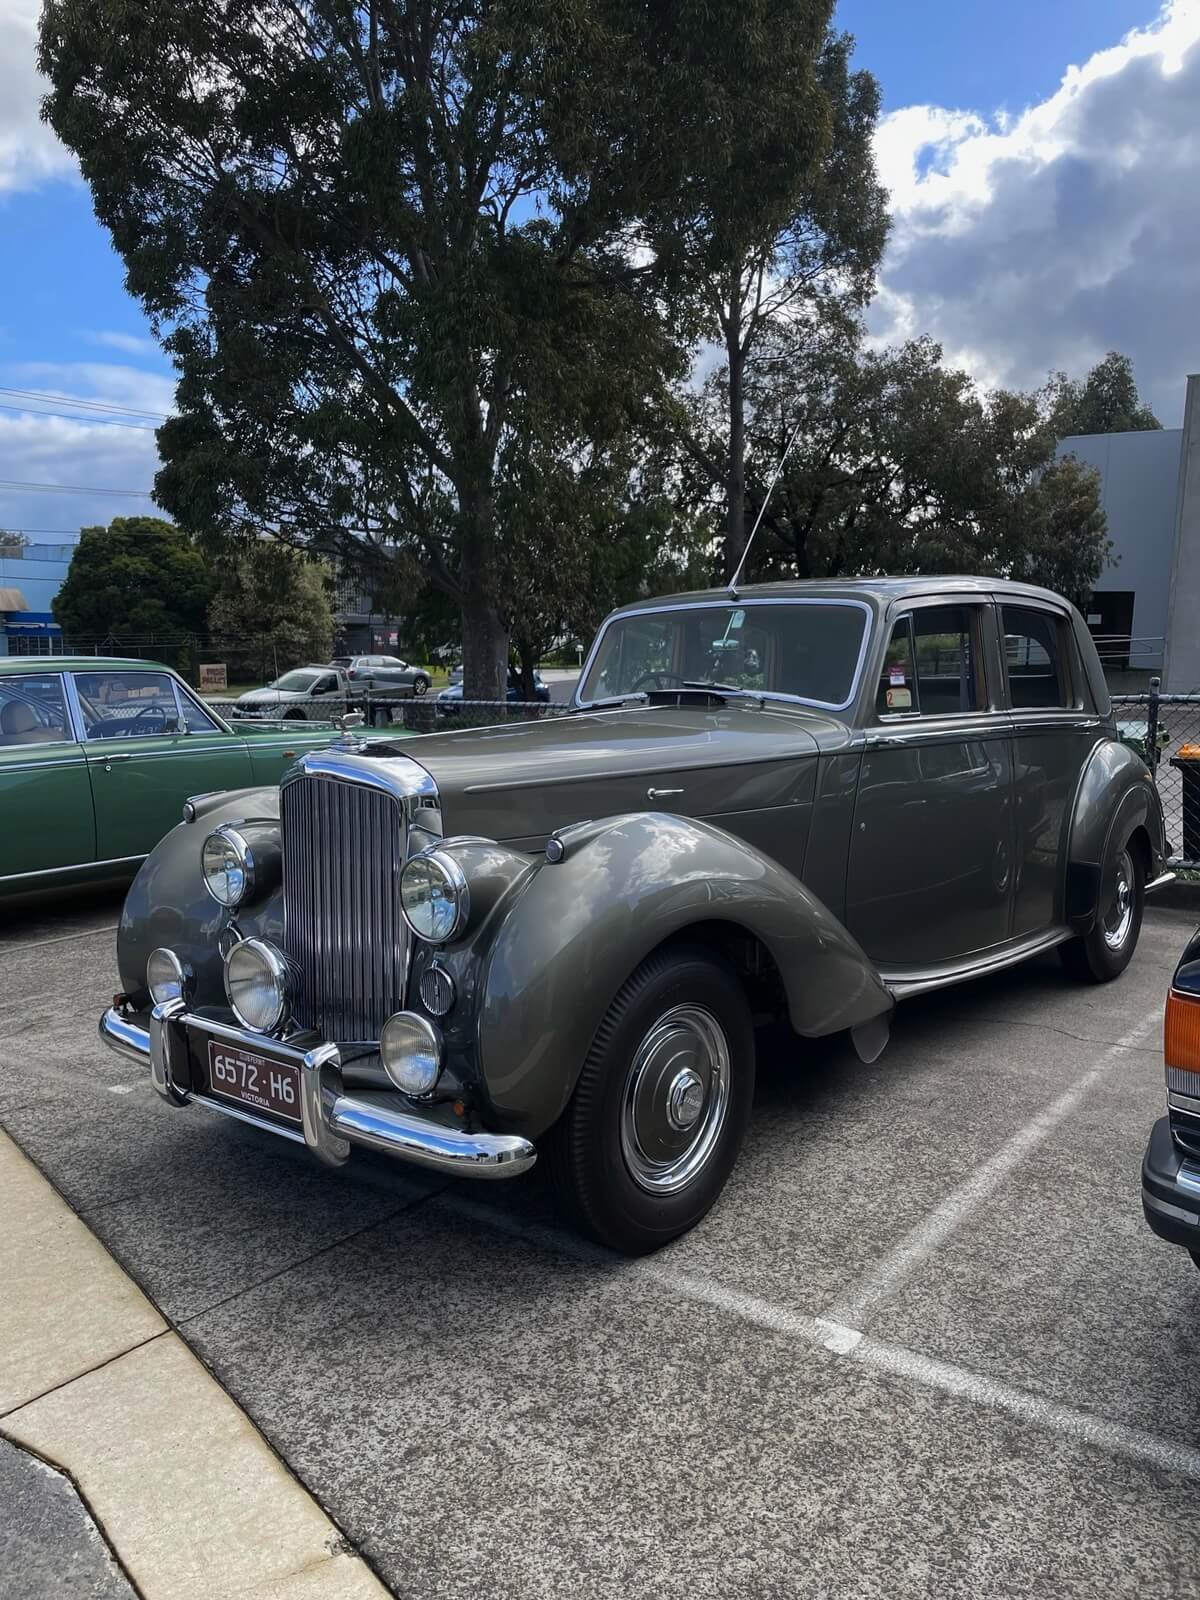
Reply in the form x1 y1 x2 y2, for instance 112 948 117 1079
71 668 253 861
0 671 95 880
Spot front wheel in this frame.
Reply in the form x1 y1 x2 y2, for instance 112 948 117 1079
1060 841 1144 983
546 946 754 1254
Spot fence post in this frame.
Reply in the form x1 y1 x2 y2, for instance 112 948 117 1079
1147 675 1162 773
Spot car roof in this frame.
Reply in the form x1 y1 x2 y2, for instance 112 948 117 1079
609 575 1074 617
0 655 174 676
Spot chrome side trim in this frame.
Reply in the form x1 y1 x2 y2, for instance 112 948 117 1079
1147 871 1177 894
574 596 874 715
1176 1161 1200 1197
98 1006 537 1179
3 852 145 885
883 926 1074 1000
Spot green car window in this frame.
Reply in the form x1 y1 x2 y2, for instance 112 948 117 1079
74 670 182 738
0 675 72 747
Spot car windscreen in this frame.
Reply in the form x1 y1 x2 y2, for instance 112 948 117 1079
272 671 321 691
579 601 870 710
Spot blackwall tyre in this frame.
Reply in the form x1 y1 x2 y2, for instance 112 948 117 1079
1060 841 1144 983
546 945 755 1254
414 677 430 696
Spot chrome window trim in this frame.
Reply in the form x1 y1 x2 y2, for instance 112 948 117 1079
573 596 875 715
169 675 227 735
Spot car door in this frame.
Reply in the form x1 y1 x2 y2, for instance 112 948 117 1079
845 598 1015 969
72 668 253 861
0 671 95 880
1001 600 1106 937
308 671 343 717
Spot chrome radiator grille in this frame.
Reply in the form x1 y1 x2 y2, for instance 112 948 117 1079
281 774 408 1042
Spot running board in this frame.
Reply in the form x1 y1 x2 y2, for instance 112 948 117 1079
882 927 1074 1001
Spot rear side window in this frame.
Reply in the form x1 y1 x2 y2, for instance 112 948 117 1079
876 606 985 716
0 675 71 747
1002 606 1071 709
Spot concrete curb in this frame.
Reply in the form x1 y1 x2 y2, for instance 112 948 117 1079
0 1131 392 1600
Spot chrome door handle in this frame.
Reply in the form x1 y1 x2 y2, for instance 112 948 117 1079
647 787 684 801
104 754 133 769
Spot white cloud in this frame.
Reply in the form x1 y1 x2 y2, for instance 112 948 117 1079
0 0 75 192
0 362 173 536
870 0 1200 424
86 330 163 359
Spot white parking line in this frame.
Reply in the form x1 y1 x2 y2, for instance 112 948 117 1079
436 1192 1200 1482
822 1006 1164 1330
5 925 119 953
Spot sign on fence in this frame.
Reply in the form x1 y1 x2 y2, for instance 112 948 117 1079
199 662 228 692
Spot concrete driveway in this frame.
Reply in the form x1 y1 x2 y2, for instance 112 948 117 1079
2 892 1199 1597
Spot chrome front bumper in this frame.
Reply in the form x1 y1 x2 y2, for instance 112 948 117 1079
99 1003 536 1179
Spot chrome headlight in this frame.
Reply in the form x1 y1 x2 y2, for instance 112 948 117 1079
146 947 190 1006
380 1011 443 1096
400 850 468 943
202 826 251 907
223 938 290 1034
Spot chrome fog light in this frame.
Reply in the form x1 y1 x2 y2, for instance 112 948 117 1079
380 1012 443 1097
147 947 190 1006
400 850 468 943
202 826 251 907
223 938 290 1034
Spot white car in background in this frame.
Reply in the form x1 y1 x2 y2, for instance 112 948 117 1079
233 666 352 720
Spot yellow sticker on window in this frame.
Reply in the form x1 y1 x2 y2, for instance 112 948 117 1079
886 687 913 709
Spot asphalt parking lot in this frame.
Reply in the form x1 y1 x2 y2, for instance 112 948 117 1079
3 892 1200 1598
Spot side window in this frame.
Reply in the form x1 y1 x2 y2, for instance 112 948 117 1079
73 671 182 738
876 617 918 716
315 674 338 694
1002 606 1071 709
0 675 72 747
912 606 985 715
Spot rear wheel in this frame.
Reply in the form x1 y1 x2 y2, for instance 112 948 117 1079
413 676 430 696
1060 840 1144 983
546 946 754 1254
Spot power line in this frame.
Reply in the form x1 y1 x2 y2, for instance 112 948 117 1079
0 478 155 497
0 402 159 432
0 386 170 422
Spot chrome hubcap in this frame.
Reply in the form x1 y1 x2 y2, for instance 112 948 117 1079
1103 848 1135 950
620 1004 731 1194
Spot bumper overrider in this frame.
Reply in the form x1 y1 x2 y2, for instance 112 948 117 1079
99 1000 536 1179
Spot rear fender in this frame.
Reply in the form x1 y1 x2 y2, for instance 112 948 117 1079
477 811 893 1138
1064 740 1164 931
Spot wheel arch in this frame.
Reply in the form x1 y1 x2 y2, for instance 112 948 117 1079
1064 738 1164 933
476 811 893 1139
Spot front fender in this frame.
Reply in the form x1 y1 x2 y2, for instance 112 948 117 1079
116 786 282 1005
1064 739 1165 931
476 811 892 1138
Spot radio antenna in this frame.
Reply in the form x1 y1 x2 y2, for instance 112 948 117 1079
727 412 806 598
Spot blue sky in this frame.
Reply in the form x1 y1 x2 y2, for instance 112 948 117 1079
1 0 1196 539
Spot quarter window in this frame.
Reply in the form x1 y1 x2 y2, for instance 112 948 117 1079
1002 606 1071 709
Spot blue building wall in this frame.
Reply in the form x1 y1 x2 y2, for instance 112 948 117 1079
0 544 74 654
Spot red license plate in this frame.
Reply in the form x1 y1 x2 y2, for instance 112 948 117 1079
205 1039 302 1124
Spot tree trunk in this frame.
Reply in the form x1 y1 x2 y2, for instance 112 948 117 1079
725 295 746 583
461 585 508 703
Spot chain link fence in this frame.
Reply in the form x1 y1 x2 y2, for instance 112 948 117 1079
1113 681 1200 869
213 692 573 733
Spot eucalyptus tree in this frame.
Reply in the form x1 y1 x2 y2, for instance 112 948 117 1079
40 0 842 695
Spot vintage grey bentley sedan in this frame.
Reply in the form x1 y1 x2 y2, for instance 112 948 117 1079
101 578 1170 1252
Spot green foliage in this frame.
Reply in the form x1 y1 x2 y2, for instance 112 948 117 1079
207 545 334 681
52 518 212 661
1046 352 1161 437
705 327 1111 607
39 0 841 696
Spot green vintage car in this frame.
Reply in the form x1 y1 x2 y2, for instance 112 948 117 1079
0 656 348 895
